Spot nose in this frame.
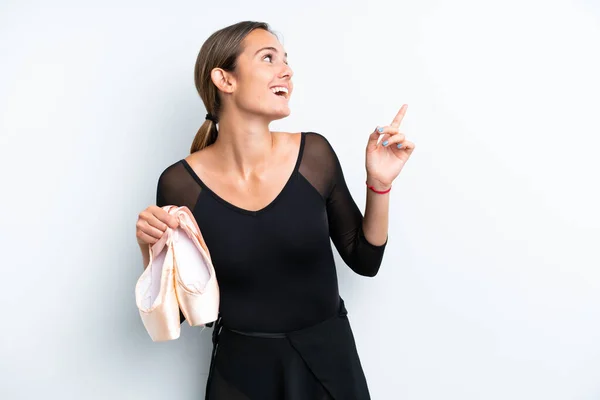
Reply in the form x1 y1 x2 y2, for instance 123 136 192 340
279 62 293 80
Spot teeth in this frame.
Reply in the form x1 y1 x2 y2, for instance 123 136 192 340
271 87 288 95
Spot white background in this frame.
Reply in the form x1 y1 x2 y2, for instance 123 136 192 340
1 0 599 399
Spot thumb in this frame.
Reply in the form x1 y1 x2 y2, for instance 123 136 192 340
368 126 382 149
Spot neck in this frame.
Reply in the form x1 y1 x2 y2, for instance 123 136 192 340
211 109 276 179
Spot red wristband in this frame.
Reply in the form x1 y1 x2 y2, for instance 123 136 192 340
366 181 392 194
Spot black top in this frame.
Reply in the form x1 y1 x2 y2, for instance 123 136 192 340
156 131 387 333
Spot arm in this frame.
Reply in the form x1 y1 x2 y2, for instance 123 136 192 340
361 104 415 251
362 178 391 247
326 140 387 277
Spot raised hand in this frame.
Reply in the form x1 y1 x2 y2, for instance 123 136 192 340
365 104 416 190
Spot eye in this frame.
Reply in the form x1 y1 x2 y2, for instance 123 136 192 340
263 53 274 63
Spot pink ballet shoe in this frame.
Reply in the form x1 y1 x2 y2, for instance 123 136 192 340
168 206 220 327
135 205 181 342
135 205 219 341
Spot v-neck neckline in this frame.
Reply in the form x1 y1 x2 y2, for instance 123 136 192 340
181 132 306 216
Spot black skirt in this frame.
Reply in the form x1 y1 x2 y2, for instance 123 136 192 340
205 298 371 400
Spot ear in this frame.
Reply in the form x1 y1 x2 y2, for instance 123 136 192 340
210 68 235 94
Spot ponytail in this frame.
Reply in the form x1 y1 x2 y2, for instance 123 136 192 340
190 119 218 154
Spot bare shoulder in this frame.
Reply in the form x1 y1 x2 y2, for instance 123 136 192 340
184 144 215 173
272 130 302 139
272 131 303 151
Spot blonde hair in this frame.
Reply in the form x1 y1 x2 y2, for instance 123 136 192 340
190 21 273 153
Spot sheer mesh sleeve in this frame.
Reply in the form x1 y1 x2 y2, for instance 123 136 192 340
155 160 204 324
156 161 203 210
299 132 387 277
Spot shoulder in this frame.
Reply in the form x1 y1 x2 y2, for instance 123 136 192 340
302 131 330 144
181 144 219 181
271 131 304 159
271 130 301 145
273 131 338 162
299 131 339 161
158 159 183 181
273 131 330 146
156 158 190 192
183 145 211 169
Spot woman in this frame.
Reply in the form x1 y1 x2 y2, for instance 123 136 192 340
135 21 415 400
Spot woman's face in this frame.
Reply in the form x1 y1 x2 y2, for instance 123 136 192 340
229 29 294 121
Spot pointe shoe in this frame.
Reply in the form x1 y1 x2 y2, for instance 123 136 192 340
169 206 220 327
135 205 181 342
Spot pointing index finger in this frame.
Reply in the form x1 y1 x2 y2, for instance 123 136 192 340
391 104 408 128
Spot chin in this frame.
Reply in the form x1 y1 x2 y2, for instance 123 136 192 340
269 108 291 121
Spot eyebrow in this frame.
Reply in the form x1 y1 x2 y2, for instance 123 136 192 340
255 46 288 58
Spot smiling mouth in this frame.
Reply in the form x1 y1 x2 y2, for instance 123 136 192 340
271 86 289 99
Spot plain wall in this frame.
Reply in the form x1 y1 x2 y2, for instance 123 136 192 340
1 0 599 399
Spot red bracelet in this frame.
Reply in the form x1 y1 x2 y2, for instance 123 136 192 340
366 181 392 194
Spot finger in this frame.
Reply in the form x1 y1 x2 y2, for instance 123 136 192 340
377 126 400 136
140 210 169 231
377 127 402 147
151 208 179 229
137 230 159 246
390 104 408 128
381 133 406 148
393 139 416 153
139 207 168 232
370 126 399 147
136 219 165 240
368 126 383 143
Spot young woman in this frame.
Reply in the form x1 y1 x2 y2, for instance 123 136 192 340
135 21 415 400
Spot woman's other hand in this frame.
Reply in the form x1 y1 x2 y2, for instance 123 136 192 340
136 205 179 246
